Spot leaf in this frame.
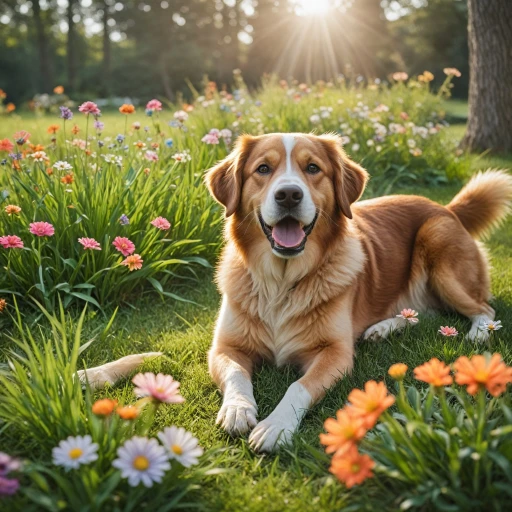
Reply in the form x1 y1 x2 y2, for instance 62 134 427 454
69 292 102 310
73 283 96 290
148 277 164 293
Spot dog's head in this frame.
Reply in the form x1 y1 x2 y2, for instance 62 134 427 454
205 133 368 259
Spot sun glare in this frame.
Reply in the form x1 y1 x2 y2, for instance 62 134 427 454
297 0 331 17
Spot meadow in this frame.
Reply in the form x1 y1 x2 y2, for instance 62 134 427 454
1 74 512 511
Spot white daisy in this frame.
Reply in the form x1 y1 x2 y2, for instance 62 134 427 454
52 435 99 470
157 427 203 468
53 161 73 171
480 320 503 332
112 436 170 488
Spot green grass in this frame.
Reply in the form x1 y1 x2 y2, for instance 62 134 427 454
1 102 512 511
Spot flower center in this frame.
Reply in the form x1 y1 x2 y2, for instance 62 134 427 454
351 463 360 473
69 448 83 459
488 325 495 331
171 444 183 455
365 400 378 412
155 387 165 394
474 370 489 384
133 455 150 471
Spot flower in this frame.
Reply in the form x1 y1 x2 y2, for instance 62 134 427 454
119 214 130 226
150 216 171 230
92 398 117 416
388 363 408 380
121 254 143 271
479 319 502 332
144 150 159 162
157 427 203 467
0 299 6 313
61 173 74 184
132 372 185 404
14 131 30 145
79 237 101 251
392 72 408 81
309 114 321 124
0 235 24 249
30 222 54 237
172 150 192 163
173 110 188 122
54 85 64 94
54 161 73 172
443 67 462 77
112 437 170 488
117 406 139 420
418 71 434 82
0 139 14 152
347 380 395 428
113 236 135 256
132 122 141 130
351 143 360 152
414 358 453 387
31 151 49 162
0 452 21 475
454 353 512 397
0 476 19 496
47 124 60 134
320 408 367 455
60 106 73 120
52 435 99 470
396 308 419 324
4 205 21 216
6 103 15 113
439 326 458 337
119 104 135 114
329 445 374 488
146 99 163 112
201 132 220 144
410 148 423 157
79 101 101 116
94 120 105 131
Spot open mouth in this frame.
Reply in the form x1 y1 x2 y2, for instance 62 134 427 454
258 211 318 256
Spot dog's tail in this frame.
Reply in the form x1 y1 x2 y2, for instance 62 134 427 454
447 169 512 239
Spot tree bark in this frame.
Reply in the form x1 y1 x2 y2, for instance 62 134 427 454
32 0 53 92
102 0 111 96
67 0 77 91
462 0 512 153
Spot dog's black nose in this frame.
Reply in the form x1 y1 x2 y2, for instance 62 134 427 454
274 185 303 208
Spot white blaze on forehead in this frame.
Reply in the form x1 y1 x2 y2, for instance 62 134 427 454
282 134 297 175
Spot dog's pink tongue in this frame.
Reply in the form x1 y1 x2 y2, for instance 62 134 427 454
272 218 305 248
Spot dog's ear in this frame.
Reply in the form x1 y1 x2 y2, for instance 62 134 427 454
320 134 368 219
205 135 256 217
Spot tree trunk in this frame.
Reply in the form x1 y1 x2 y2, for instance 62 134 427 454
67 0 77 92
461 0 512 153
33 0 53 92
102 0 111 96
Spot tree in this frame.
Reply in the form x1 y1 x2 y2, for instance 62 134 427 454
67 0 78 91
32 0 54 92
462 0 512 153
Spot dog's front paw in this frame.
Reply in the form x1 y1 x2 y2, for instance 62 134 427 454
216 398 258 436
467 326 490 343
248 418 294 452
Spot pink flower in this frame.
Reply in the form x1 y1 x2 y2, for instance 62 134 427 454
112 236 135 257
0 476 19 496
396 308 419 324
14 131 30 145
144 150 159 162
201 132 220 145
146 99 162 111
78 237 101 250
150 216 171 230
121 254 143 271
438 326 458 337
78 101 101 116
132 372 185 404
29 222 54 237
0 235 24 249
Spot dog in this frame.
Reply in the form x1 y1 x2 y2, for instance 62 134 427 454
81 132 511 453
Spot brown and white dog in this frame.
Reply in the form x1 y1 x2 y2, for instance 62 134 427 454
81 132 511 453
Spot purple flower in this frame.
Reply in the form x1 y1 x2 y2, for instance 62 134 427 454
8 153 22 161
0 453 21 476
119 214 130 225
94 120 105 131
116 134 125 143
60 106 73 120
0 476 19 496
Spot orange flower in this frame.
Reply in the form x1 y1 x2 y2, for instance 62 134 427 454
0 299 6 313
388 363 408 380
454 353 512 397
53 85 64 94
61 173 74 184
119 104 135 114
320 407 367 455
71 124 80 135
47 124 60 134
116 406 139 420
46 168 53 176
6 103 15 112
329 445 375 488
121 254 143 271
5 204 21 216
443 68 461 78
414 358 453 387
0 89 6 99
347 381 395 428
92 398 118 416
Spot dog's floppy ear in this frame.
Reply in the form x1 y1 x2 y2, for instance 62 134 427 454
320 134 368 219
205 135 255 217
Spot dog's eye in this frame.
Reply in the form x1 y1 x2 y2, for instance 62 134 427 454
256 164 271 174
306 163 321 174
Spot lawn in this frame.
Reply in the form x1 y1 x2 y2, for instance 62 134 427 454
1 87 512 510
